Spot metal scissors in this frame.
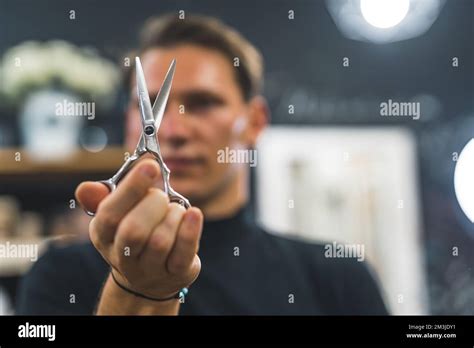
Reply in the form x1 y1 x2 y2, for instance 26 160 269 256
85 57 190 216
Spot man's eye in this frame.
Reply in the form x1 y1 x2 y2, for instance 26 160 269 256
186 98 222 112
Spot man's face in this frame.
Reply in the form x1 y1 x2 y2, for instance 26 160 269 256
126 44 264 203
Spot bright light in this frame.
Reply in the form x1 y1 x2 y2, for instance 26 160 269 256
327 0 445 44
454 139 474 223
361 0 410 29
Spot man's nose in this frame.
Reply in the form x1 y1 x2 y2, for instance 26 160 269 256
158 103 190 146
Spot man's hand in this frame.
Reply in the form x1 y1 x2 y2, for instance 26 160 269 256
75 159 203 314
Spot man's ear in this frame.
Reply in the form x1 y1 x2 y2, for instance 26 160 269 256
244 95 270 147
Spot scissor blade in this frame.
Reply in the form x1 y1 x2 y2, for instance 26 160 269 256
135 57 154 126
152 59 176 130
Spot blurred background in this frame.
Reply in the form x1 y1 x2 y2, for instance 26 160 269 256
0 0 473 315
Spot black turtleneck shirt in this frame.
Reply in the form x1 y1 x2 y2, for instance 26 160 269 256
16 207 388 315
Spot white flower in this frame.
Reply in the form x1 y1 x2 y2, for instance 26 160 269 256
0 40 120 107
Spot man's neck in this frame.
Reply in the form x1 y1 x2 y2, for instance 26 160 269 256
195 170 248 221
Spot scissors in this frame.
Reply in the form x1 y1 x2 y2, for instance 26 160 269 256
85 57 191 216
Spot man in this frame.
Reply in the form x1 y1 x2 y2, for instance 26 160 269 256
17 14 388 315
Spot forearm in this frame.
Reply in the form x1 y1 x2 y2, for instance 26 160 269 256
95 273 180 315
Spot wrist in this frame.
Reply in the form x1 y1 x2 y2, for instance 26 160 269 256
110 270 188 301
96 273 180 315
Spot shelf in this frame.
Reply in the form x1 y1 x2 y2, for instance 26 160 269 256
0 146 126 174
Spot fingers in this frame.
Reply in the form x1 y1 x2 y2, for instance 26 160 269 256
114 188 170 261
140 203 187 268
91 159 161 246
75 181 110 214
166 207 203 275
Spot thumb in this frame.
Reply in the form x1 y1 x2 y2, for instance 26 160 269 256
75 181 110 215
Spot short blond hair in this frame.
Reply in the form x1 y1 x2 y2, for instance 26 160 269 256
125 13 264 101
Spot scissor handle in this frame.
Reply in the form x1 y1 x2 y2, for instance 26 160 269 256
83 154 138 217
168 190 191 209
83 150 191 216
155 155 191 209
84 180 190 216
84 179 117 217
